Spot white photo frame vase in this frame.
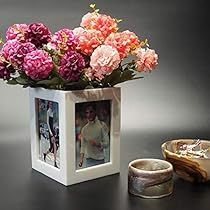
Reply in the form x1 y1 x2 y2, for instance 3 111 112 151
29 87 121 186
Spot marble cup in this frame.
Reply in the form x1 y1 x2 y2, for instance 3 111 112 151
128 158 173 198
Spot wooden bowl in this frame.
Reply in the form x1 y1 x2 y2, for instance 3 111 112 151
161 139 210 182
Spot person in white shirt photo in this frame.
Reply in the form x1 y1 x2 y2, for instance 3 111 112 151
79 102 110 168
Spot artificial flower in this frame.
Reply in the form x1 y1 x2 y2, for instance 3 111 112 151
26 22 51 48
6 23 28 42
23 49 53 80
50 28 77 53
134 48 158 71
58 50 85 81
80 12 118 39
90 45 120 80
105 30 140 59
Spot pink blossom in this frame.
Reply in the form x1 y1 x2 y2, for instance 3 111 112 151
26 22 51 48
80 12 118 39
50 28 77 53
6 23 28 42
90 45 120 80
2 40 36 68
74 29 103 55
73 27 85 37
80 12 97 29
23 49 53 80
105 30 140 59
2 40 21 61
58 50 85 81
16 42 37 68
134 48 158 72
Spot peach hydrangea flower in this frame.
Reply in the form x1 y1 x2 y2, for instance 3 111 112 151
73 27 103 55
73 27 85 37
80 12 118 39
134 48 158 72
89 45 120 80
105 30 140 59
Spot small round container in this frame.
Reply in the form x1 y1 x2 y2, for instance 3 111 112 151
128 158 173 198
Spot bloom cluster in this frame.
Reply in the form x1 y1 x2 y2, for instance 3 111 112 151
0 4 158 90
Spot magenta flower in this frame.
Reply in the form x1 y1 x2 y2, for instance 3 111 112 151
58 51 85 81
2 40 21 61
6 23 28 42
16 42 37 68
23 49 53 80
2 40 36 68
50 28 77 53
25 22 51 48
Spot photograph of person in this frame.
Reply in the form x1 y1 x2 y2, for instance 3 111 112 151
75 100 111 170
37 99 60 168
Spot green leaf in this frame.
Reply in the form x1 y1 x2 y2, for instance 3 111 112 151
18 72 29 80
22 84 29 88
16 77 28 85
102 69 122 86
36 77 60 86
121 69 135 80
85 85 95 89
7 79 18 85
131 76 144 80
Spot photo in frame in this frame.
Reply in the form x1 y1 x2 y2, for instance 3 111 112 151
36 98 60 168
75 100 111 170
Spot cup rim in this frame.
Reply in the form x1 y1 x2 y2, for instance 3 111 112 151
128 158 173 175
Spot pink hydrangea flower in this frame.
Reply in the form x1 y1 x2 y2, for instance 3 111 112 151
58 51 85 81
134 48 158 72
74 28 103 55
105 30 140 59
2 40 21 61
50 28 77 53
23 49 53 80
80 12 118 39
16 42 37 67
6 23 28 42
89 45 120 80
2 40 36 68
26 22 51 48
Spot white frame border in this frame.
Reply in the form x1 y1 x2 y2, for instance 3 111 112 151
29 88 67 185
29 87 120 186
66 87 121 185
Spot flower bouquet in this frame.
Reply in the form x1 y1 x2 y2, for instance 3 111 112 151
0 4 158 91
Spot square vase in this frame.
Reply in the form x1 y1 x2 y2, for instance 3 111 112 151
29 87 121 186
